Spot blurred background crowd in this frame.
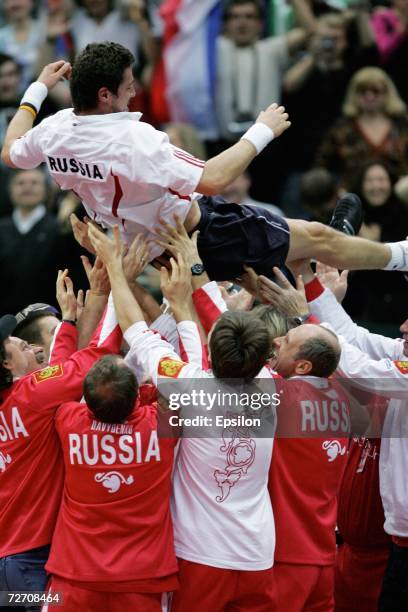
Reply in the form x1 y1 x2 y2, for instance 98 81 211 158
0 0 407 336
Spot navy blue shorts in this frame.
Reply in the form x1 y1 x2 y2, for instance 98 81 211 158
196 196 290 281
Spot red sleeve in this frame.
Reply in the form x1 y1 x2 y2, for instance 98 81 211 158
28 304 122 413
304 277 325 302
178 327 210 370
48 322 78 365
192 287 223 335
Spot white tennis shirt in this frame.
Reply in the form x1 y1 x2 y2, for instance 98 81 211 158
10 109 205 256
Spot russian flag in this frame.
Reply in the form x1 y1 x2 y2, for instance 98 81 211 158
150 0 222 139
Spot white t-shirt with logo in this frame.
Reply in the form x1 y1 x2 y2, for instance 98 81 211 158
124 321 276 571
10 109 204 257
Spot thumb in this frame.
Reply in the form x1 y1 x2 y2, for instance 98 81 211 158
192 230 200 245
340 270 349 283
160 266 169 286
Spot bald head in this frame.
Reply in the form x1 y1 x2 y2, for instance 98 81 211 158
272 324 341 378
296 325 341 377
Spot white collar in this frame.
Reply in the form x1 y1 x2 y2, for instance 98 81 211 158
13 205 47 235
288 375 329 389
72 110 142 124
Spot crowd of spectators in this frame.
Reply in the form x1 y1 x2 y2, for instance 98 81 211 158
0 0 408 333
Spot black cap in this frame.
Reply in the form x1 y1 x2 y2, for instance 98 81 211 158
14 303 60 335
0 315 17 343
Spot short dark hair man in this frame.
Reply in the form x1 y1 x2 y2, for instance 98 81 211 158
44 354 178 610
0 299 121 599
2 46 408 280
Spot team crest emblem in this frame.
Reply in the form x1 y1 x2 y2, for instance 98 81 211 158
394 361 408 374
158 358 184 378
95 472 134 493
322 440 346 462
33 364 63 383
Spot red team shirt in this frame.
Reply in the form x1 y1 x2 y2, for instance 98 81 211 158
270 377 350 565
0 305 121 557
45 401 178 591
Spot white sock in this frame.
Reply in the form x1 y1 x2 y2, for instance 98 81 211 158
383 241 407 270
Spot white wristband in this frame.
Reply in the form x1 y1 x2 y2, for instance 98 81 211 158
21 82 48 113
241 123 275 154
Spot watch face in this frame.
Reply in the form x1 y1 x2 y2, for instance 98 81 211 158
191 263 205 276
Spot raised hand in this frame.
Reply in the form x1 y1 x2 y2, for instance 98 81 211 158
315 262 349 303
70 214 98 254
258 267 309 317
156 214 201 266
160 253 193 320
37 60 71 90
56 269 77 320
87 225 123 272
256 103 291 138
123 234 150 282
81 255 110 296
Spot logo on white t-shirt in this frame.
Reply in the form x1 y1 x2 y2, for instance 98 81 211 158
0 451 12 472
322 440 346 462
214 415 256 502
95 471 134 493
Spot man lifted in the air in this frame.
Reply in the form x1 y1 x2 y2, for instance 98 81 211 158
2 43 408 280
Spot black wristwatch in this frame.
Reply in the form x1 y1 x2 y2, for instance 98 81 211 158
191 263 205 276
292 313 311 326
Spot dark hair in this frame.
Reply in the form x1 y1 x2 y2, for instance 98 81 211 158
15 317 46 346
0 341 13 392
300 168 337 209
210 311 270 380
223 0 263 20
70 42 135 112
296 337 340 378
84 355 138 423
0 53 21 72
351 160 397 195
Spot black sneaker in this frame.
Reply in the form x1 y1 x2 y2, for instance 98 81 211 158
329 193 363 236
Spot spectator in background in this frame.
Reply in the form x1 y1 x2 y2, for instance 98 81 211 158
0 52 63 216
220 171 284 217
215 0 306 143
71 0 140 54
316 67 408 189
0 52 21 217
36 0 158 101
299 167 339 223
279 10 377 216
214 0 306 204
342 161 408 331
0 168 62 315
371 0 408 64
0 0 46 89
371 0 408 104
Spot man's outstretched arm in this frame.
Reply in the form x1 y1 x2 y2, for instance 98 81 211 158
196 103 290 195
1 61 71 167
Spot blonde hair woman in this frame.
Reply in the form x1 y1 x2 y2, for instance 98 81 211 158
316 67 408 187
